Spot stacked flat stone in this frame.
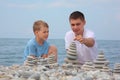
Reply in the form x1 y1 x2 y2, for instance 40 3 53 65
102 65 112 73
81 61 94 71
113 63 120 74
94 51 109 69
64 42 79 64
62 63 73 69
48 54 56 64
25 56 38 66
38 58 48 65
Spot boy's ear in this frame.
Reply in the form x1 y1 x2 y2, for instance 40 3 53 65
34 30 38 35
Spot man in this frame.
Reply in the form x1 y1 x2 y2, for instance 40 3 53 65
65 11 98 64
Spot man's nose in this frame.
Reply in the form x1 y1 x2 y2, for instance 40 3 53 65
73 25 77 29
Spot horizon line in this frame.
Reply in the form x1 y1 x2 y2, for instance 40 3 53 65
0 37 120 41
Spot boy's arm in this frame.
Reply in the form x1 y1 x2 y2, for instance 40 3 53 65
29 54 36 59
41 54 48 58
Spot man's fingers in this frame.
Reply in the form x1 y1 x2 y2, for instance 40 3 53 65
74 38 77 40
74 35 84 43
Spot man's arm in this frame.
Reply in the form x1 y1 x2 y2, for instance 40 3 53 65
83 38 95 47
74 35 95 47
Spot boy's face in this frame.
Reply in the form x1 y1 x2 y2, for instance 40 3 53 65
36 26 49 41
70 18 85 35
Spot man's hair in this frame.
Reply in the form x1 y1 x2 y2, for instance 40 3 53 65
33 20 49 32
69 11 85 21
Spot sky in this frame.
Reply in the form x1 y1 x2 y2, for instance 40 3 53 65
0 0 120 40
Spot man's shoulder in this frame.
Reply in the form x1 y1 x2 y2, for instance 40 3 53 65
85 29 94 34
65 30 75 40
66 30 74 35
85 29 94 32
84 29 95 38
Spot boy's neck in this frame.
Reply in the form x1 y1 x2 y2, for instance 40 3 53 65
36 37 44 45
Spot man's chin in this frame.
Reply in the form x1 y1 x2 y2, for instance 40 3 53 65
74 32 79 35
73 30 78 33
44 38 48 40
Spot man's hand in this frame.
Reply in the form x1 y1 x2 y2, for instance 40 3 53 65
74 34 95 47
74 35 85 44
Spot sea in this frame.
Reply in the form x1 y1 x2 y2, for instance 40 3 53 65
0 38 120 68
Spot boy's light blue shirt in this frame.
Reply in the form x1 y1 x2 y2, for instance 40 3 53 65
24 38 50 60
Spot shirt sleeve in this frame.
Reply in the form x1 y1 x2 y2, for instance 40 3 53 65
42 41 50 55
28 43 36 56
65 31 73 50
85 30 95 38
65 32 69 49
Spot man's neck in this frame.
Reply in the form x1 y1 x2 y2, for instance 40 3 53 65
75 30 84 36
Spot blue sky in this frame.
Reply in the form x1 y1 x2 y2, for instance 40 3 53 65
0 0 120 40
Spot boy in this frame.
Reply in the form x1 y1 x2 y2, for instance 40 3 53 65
24 20 57 62
65 11 98 64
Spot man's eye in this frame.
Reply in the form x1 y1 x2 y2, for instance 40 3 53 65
43 31 46 33
71 23 80 26
76 23 80 26
71 24 75 26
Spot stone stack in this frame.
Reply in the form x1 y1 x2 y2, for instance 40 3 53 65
47 54 56 64
64 42 79 64
62 63 74 69
94 51 109 70
113 63 120 74
81 61 94 71
24 54 56 66
102 65 111 72
24 56 38 66
38 58 48 65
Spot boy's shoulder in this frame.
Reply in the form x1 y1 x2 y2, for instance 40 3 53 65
27 38 36 45
44 40 50 46
28 38 35 42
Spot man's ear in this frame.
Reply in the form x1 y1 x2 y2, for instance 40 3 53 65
84 20 86 25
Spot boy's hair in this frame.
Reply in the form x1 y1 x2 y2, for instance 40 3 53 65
69 11 85 21
33 20 49 32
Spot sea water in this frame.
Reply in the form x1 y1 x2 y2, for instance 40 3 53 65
0 38 120 68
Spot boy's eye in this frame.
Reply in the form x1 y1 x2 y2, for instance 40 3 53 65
43 31 49 33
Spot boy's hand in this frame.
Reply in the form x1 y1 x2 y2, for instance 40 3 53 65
74 35 85 44
41 54 48 58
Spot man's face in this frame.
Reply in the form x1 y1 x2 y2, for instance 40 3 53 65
70 18 85 35
36 26 49 41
